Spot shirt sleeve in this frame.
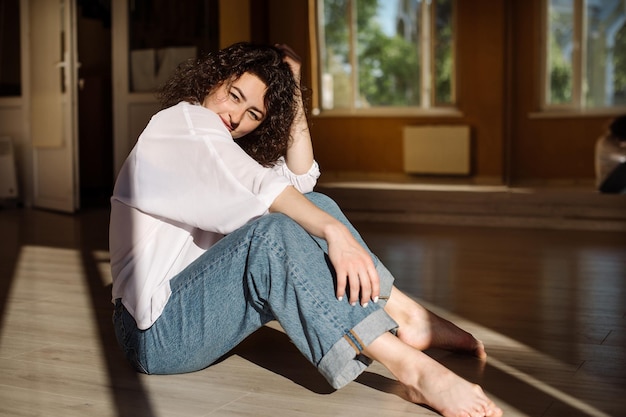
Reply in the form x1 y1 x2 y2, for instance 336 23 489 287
113 103 291 234
271 157 320 193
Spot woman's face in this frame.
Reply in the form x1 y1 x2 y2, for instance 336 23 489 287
202 72 267 139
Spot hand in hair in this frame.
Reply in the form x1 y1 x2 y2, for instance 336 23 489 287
275 44 302 84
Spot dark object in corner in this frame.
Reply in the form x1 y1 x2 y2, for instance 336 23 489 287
599 162 626 194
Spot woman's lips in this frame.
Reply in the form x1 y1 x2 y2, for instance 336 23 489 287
220 116 233 131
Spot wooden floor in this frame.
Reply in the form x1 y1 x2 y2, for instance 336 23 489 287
0 200 625 416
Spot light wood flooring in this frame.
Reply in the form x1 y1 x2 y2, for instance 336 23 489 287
0 196 625 416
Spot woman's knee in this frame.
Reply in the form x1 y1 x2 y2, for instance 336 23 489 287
253 213 304 237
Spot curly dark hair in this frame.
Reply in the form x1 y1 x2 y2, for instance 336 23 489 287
157 42 299 166
610 114 626 141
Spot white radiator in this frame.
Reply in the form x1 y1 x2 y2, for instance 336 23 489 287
0 137 18 199
402 125 470 175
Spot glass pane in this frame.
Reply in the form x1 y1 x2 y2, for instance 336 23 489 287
320 0 352 109
356 0 420 107
318 0 456 110
128 0 218 93
547 0 574 104
0 0 21 96
615 18 626 106
434 0 454 104
585 0 626 107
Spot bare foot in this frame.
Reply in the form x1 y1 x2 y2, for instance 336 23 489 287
385 286 487 358
399 352 503 417
363 333 503 417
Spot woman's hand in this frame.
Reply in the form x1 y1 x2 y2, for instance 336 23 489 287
324 223 381 307
275 43 302 84
270 187 380 307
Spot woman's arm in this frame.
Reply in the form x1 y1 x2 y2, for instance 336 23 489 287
271 47 374 303
270 186 380 307
276 44 314 175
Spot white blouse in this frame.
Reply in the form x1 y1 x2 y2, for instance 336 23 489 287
110 101 320 329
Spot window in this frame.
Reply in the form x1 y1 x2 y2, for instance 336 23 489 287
544 0 626 110
313 0 456 114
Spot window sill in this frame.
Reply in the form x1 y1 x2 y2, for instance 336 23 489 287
529 107 626 119
312 107 463 118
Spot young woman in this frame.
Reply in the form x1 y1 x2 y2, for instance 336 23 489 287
110 42 503 417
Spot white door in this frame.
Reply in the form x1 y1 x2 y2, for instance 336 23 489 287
27 0 79 212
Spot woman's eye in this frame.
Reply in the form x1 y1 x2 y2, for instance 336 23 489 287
248 111 260 121
230 92 240 102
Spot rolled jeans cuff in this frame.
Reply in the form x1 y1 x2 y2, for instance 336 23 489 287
317 308 398 389
318 261 398 389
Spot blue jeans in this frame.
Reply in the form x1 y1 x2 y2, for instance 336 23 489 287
113 192 398 389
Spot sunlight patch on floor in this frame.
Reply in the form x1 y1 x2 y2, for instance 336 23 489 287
417 298 616 417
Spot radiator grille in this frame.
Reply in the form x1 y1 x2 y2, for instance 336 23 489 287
402 125 470 175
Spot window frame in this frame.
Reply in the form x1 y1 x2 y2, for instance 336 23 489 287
308 0 461 117
540 0 626 115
